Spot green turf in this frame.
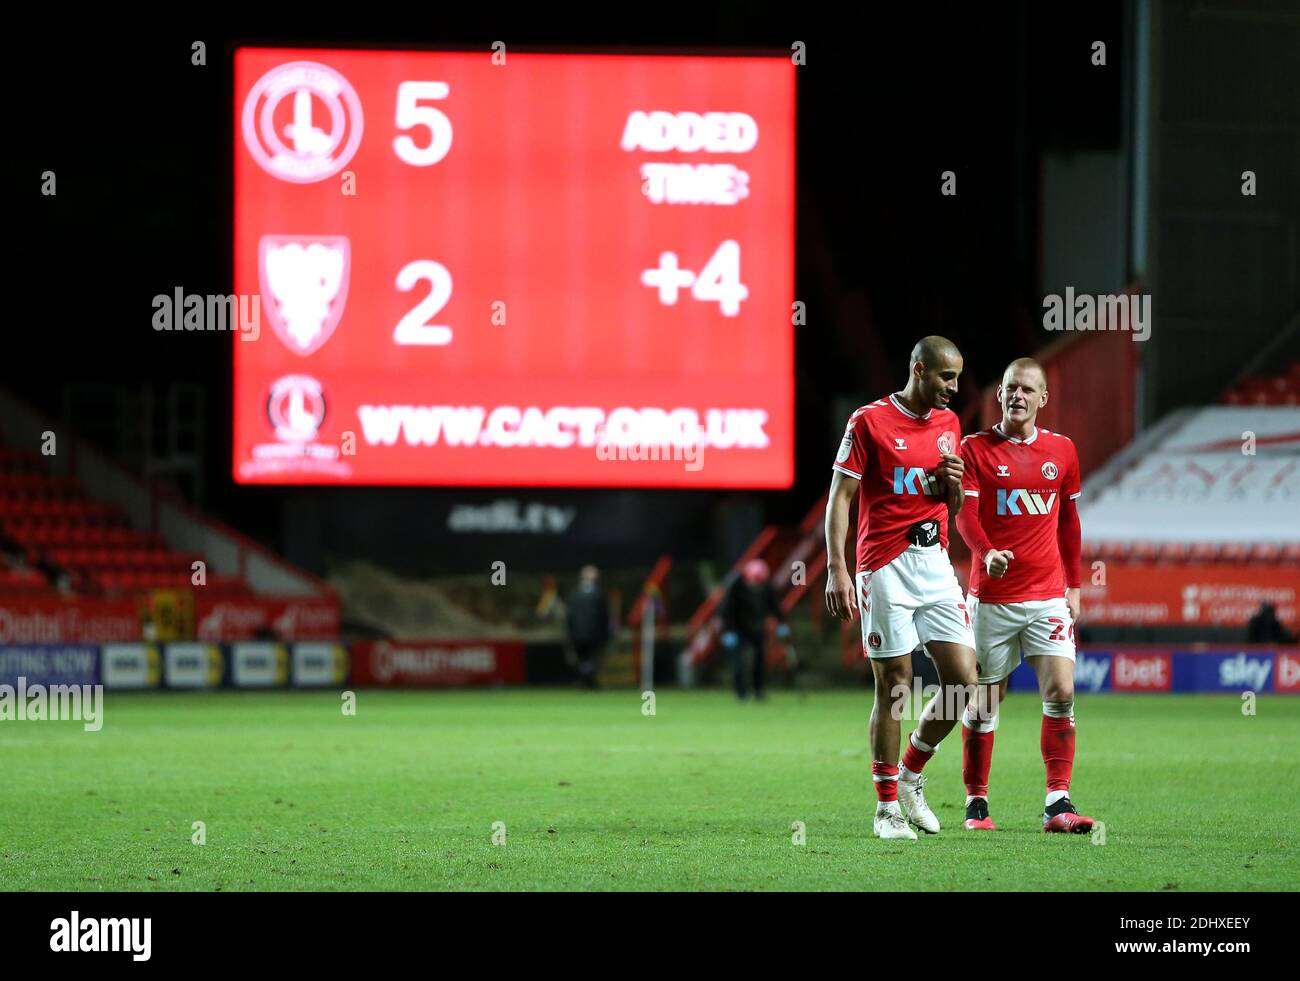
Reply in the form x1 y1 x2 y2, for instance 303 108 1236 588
1 689 1295 891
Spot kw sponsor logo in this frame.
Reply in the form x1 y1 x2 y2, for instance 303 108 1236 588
996 488 1058 515
892 466 943 496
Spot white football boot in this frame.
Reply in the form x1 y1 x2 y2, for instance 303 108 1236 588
873 804 918 840
897 771 941 834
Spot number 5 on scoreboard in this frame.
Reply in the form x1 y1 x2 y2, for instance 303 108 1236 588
393 81 453 166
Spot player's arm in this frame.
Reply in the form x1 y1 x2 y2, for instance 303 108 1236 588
1059 454 1083 621
824 469 859 620
955 503 1013 577
954 439 1013 577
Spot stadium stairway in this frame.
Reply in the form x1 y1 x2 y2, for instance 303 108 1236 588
682 494 832 681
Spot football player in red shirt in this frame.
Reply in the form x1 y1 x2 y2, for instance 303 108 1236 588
954 357 1096 834
825 336 979 840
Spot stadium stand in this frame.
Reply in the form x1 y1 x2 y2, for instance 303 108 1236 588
1072 361 1300 641
0 440 252 599
1080 392 1300 547
0 388 337 643
1222 360 1300 407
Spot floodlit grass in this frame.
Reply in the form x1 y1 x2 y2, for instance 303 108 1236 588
2 690 1294 891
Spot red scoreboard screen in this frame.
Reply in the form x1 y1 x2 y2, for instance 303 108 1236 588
233 48 795 487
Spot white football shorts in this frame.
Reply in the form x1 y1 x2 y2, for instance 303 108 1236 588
966 594 1076 684
855 544 975 660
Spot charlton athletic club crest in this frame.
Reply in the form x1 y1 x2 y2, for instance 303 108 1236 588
867 631 883 650
259 235 351 356
267 374 327 443
1042 461 1059 480
937 431 956 455
242 61 364 183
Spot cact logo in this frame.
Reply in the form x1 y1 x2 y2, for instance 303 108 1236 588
892 467 941 496
267 375 327 442
1218 653 1272 690
1073 654 1110 692
996 489 1058 515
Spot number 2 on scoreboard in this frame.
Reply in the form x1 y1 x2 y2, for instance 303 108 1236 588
394 260 453 345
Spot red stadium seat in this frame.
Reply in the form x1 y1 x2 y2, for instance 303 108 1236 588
1219 542 1250 563
1098 540 1129 560
1250 542 1281 563
0 440 256 600
1158 541 1190 563
1130 541 1159 562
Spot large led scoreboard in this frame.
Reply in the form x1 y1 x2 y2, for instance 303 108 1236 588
233 48 795 487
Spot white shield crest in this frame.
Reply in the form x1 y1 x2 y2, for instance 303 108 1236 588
259 235 351 356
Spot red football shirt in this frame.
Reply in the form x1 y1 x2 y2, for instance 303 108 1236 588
960 425 1082 602
832 394 961 573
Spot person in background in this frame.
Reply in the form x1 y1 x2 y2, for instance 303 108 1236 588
566 565 612 689
718 558 790 700
535 573 574 669
1247 601 1295 644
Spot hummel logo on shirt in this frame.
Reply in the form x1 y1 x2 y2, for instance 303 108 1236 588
895 438 907 449
997 465 1010 477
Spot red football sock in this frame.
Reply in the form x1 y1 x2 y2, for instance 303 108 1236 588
900 732 934 775
1040 715 1076 793
962 723 995 798
872 761 899 803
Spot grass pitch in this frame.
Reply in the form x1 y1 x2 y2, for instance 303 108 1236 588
2 689 1295 891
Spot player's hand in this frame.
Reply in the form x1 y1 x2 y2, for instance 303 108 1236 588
934 452 964 489
825 567 858 621
1065 587 1081 624
985 548 1014 578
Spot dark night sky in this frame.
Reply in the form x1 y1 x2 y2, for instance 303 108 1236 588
9 5 1124 542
